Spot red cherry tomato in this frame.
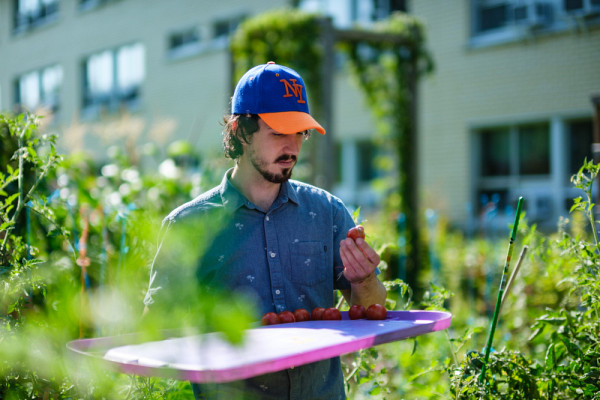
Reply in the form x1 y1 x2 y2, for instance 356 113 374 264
348 304 366 320
293 308 311 322
347 225 366 241
261 312 280 326
277 310 296 324
322 307 342 320
366 304 387 320
311 307 325 321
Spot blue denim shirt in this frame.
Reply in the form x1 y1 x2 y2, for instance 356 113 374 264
145 169 355 399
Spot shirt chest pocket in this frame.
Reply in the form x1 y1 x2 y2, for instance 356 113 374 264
289 241 328 286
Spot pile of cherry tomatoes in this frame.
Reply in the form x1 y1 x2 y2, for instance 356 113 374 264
261 304 387 325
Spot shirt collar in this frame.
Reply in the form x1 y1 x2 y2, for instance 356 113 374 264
219 168 299 211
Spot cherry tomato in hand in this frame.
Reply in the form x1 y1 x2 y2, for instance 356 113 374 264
311 307 325 321
348 304 367 320
347 225 366 241
277 310 296 324
322 307 342 320
293 308 311 322
261 312 280 326
366 304 387 320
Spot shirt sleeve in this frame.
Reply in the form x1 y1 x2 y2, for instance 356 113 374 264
143 216 210 310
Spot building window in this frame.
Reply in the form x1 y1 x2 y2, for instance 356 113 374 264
167 27 203 59
480 127 510 176
15 64 63 113
13 0 59 33
567 119 593 174
79 0 119 11
357 140 377 183
518 123 550 175
479 123 550 178
564 0 600 15
333 139 382 208
169 27 201 50
473 0 556 34
299 0 407 28
83 43 145 112
475 119 592 222
471 0 600 47
211 15 245 48
335 140 379 184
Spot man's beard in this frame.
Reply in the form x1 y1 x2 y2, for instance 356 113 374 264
250 152 296 184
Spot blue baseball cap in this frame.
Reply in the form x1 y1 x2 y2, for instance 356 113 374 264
231 62 325 135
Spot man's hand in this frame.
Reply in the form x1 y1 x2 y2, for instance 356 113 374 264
340 229 387 307
339 236 380 284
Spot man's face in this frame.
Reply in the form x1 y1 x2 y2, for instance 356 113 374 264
243 118 306 184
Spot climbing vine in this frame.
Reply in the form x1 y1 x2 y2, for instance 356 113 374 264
340 12 434 293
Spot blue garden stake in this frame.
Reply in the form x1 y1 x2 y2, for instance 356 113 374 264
99 205 109 287
116 213 127 284
115 203 135 283
426 209 440 284
68 202 79 256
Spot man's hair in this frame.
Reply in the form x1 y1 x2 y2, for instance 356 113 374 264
222 114 259 160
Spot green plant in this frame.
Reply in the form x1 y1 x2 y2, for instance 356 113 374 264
441 160 600 399
0 113 255 399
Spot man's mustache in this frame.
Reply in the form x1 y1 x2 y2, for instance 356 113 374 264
275 155 297 163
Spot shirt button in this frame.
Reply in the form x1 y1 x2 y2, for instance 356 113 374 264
275 289 281 295
270 252 276 258
265 216 270 221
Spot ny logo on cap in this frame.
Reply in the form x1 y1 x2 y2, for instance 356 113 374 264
280 79 306 104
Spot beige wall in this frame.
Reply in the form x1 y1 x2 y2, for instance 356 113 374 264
412 1 600 226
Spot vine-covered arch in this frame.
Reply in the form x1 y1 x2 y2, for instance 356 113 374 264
230 8 433 285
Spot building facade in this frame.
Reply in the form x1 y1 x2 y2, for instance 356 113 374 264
1 0 598 230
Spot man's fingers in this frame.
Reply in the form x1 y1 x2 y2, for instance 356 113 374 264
340 238 378 282
355 238 380 265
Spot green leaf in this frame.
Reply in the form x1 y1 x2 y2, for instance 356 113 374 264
545 343 555 370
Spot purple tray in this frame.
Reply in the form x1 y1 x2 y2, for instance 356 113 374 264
67 310 451 383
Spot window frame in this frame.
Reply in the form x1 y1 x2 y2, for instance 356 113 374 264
14 64 63 114
13 0 59 34
469 0 600 48
81 43 146 115
472 116 593 225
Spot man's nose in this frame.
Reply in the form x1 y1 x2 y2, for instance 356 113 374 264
282 134 302 155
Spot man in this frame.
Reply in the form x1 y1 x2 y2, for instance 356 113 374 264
145 62 386 399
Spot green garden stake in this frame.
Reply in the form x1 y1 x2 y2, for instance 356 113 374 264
479 196 524 383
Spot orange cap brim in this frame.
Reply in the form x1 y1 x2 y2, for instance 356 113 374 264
259 111 326 135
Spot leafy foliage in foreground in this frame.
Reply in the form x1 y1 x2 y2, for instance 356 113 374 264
2 112 599 399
